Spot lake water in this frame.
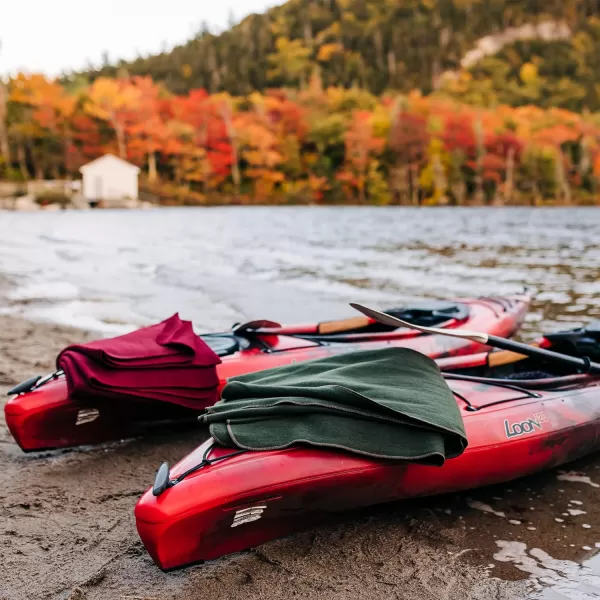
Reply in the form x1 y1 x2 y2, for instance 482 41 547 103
0 206 598 337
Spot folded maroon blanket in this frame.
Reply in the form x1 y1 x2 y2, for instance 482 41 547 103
57 314 221 409
57 313 220 369
59 353 220 389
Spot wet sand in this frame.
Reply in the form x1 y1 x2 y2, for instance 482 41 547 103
2 316 600 600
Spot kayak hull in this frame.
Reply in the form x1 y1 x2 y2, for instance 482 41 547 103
135 363 600 571
4 295 530 451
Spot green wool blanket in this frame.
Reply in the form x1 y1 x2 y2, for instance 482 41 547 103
201 347 467 465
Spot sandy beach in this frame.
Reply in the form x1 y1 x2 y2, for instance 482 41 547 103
6 317 600 600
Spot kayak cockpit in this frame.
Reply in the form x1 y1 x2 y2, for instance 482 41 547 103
197 300 471 356
440 332 600 413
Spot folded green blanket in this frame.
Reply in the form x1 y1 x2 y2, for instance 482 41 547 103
201 347 467 465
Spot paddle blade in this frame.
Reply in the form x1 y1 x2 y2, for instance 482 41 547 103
349 303 489 344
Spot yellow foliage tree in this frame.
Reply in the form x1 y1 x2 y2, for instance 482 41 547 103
267 37 312 86
520 63 539 85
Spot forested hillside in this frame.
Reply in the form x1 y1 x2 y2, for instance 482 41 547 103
3 0 600 206
78 0 600 111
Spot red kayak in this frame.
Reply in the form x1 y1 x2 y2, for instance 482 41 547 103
135 322 600 571
4 294 529 452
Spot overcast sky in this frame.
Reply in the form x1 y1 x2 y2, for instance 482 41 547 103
1 0 279 77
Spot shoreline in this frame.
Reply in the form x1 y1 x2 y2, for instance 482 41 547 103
0 271 143 337
1 201 599 211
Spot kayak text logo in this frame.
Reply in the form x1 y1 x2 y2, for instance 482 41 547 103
504 412 547 439
231 505 267 527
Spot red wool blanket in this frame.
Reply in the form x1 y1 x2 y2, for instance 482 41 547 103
57 314 221 409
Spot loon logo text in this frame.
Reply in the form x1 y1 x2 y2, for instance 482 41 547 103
504 412 547 439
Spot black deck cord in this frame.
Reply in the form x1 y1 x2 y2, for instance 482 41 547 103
153 442 246 496
451 389 477 412
175 442 246 483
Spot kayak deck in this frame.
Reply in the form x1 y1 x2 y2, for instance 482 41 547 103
135 351 600 571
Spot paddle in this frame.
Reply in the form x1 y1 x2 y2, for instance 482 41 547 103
231 316 374 337
350 303 600 375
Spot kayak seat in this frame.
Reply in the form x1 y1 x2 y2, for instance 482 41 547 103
544 321 600 361
388 300 470 328
505 370 554 380
199 335 242 357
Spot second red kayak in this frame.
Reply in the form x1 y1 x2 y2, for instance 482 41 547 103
4 294 530 451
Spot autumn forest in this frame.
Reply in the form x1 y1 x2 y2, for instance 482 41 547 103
3 0 600 205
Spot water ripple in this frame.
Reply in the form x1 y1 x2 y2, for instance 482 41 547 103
0 206 597 336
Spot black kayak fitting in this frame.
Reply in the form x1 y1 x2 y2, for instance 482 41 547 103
153 443 247 497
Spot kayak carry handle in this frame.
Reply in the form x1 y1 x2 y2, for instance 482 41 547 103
7 375 42 397
6 370 64 396
152 462 173 496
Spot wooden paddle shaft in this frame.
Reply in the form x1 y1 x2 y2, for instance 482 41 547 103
317 316 371 335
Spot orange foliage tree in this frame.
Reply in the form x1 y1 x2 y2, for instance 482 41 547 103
337 111 385 203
